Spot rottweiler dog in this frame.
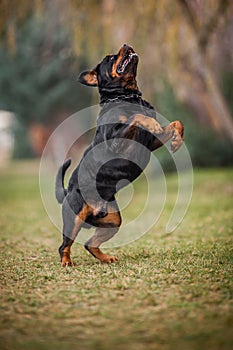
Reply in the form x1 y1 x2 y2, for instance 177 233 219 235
56 44 184 266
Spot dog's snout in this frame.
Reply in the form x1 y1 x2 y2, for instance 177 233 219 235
123 44 130 51
122 44 135 54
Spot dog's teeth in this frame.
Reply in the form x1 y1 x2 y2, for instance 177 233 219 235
117 52 137 74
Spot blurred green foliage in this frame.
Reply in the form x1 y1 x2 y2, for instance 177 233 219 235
12 122 33 159
2 16 95 123
0 15 93 157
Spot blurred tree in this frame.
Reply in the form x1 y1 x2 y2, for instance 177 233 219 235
0 4 92 155
0 0 32 54
175 0 233 141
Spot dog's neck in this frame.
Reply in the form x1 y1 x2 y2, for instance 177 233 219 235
99 88 155 114
99 88 142 105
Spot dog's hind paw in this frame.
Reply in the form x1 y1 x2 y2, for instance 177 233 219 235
86 246 118 263
100 255 118 263
61 259 76 267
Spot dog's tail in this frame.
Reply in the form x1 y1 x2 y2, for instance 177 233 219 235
55 159 71 204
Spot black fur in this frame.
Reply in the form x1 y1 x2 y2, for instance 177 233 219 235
55 44 184 265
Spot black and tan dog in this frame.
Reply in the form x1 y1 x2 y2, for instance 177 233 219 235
56 44 184 266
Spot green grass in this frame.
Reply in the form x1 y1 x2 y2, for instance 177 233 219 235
0 161 232 350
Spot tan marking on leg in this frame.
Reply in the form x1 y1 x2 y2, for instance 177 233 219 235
85 227 120 263
78 203 93 221
93 211 121 227
132 114 163 134
171 121 184 139
61 245 76 267
85 206 121 263
170 120 184 153
88 247 118 263
119 115 128 123
151 121 184 151
61 204 93 267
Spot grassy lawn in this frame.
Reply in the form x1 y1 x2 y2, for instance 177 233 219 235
0 161 232 350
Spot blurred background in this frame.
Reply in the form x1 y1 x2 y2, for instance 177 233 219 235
0 0 232 169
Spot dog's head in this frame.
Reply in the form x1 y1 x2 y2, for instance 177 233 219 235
78 44 139 92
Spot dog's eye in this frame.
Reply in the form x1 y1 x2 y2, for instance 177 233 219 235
110 55 114 61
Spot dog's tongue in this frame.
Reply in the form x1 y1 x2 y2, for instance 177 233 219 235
117 58 129 73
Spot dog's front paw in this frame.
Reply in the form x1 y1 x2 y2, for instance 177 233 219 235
170 120 184 153
171 132 183 153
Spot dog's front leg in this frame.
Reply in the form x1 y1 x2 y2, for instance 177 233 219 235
151 121 184 152
111 114 163 153
127 114 164 134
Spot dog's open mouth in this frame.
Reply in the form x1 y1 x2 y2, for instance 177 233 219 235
117 51 138 74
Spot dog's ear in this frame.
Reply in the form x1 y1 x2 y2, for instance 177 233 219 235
77 69 98 87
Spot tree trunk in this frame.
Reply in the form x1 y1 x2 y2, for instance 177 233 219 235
177 0 233 142
202 66 233 141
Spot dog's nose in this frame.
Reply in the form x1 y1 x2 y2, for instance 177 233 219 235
123 44 130 50
123 43 134 52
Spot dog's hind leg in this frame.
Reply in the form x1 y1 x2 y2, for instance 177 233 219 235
59 203 92 267
85 227 119 263
84 207 122 263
